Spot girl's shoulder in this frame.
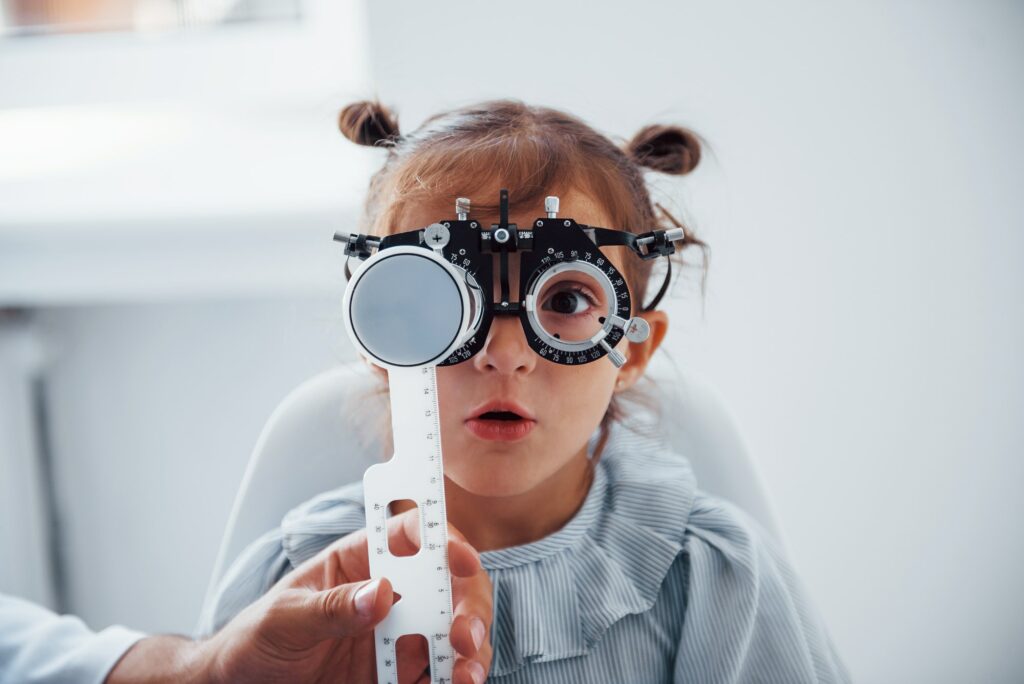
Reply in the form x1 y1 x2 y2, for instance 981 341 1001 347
279 480 368 567
196 480 367 637
581 449 850 683
597 421 794 585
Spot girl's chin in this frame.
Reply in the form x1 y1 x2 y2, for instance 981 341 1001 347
444 466 542 499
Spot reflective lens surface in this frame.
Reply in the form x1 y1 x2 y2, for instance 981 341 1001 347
349 252 465 366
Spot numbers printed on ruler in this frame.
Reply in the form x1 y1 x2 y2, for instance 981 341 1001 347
362 366 455 684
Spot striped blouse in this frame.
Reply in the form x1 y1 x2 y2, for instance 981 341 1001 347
198 420 850 683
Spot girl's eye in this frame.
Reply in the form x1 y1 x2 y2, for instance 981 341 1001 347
542 286 598 316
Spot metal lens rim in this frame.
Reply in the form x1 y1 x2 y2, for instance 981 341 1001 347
524 259 618 353
343 246 471 369
461 269 485 345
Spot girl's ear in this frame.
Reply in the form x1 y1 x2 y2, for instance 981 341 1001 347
624 124 703 176
615 309 669 390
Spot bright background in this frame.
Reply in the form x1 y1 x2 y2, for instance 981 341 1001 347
1 2 1022 682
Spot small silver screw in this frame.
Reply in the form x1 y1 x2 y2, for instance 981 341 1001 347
424 223 450 250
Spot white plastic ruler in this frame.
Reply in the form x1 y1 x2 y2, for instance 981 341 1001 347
363 365 455 684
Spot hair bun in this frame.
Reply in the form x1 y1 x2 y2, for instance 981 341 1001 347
338 100 401 147
625 124 702 175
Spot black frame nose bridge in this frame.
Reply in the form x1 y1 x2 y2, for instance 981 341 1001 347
490 250 522 316
490 188 522 316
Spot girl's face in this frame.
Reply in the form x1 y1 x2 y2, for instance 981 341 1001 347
378 188 639 499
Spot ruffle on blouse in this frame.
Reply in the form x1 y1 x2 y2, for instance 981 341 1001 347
480 421 698 677
280 480 367 567
275 419 699 679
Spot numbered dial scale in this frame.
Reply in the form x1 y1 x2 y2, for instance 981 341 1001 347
435 215 634 367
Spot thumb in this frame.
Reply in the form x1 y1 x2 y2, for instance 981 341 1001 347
295 577 393 641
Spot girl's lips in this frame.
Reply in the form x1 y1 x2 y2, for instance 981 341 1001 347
467 399 536 422
464 417 536 442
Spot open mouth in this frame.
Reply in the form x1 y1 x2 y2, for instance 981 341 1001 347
466 403 536 442
477 410 525 421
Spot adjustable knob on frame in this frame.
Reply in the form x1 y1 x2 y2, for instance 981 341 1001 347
624 317 650 343
634 228 686 259
605 314 650 343
598 339 627 368
545 196 559 219
333 231 380 260
456 197 471 221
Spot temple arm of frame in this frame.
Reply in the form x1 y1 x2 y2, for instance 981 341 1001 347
587 226 686 260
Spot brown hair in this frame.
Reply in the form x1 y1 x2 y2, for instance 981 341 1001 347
338 99 709 458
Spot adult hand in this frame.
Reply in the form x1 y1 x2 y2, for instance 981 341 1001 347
108 509 493 684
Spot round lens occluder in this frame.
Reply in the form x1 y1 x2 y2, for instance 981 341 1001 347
350 253 464 366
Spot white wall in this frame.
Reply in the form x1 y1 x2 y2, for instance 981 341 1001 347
32 298 356 632
361 2 1024 681
1 1 1021 682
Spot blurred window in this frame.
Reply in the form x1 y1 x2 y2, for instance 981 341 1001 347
1 0 301 36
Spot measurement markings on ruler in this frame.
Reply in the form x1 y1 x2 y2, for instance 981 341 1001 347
363 366 455 684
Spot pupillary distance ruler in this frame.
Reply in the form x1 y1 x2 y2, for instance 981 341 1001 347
363 365 455 684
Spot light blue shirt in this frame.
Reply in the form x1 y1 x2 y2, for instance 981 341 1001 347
0 595 144 684
200 419 850 682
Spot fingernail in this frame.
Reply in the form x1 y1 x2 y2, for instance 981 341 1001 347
354 579 379 618
467 660 485 684
470 617 486 651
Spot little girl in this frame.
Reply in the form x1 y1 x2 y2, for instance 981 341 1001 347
200 99 850 683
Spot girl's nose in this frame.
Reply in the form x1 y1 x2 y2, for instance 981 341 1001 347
472 315 537 376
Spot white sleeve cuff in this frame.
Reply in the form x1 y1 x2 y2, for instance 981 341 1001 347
1 595 146 684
